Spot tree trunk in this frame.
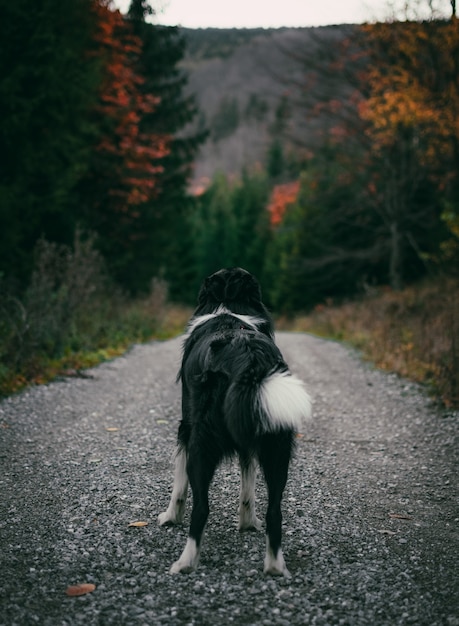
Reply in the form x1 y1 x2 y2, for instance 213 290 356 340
389 221 403 290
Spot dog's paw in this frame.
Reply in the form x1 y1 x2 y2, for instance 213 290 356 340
169 538 200 574
169 559 196 575
158 511 178 526
264 562 291 577
264 548 291 577
158 497 186 526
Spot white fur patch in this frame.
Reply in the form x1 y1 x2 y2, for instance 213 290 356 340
170 538 200 574
258 371 312 432
158 448 188 526
238 459 261 531
264 537 291 577
187 306 264 335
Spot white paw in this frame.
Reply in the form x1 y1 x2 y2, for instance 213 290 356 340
169 538 200 574
158 506 185 526
264 547 291 577
169 559 196 575
264 562 291 577
157 511 175 526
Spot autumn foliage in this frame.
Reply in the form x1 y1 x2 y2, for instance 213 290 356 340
267 181 300 226
90 0 169 213
358 19 459 164
269 12 459 306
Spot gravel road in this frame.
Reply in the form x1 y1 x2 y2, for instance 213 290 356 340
0 332 458 626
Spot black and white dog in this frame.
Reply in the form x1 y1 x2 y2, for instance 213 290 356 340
158 267 311 576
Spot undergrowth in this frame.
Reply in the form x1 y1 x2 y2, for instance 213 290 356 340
0 233 190 397
277 278 459 408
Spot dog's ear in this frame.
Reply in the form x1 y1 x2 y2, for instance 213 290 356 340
198 268 262 306
225 269 262 304
198 272 226 305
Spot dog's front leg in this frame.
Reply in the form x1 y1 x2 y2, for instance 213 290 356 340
238 456 262 531
158 447 189 526
169 537 201 574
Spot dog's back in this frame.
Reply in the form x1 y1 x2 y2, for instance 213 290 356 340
180 312 308 453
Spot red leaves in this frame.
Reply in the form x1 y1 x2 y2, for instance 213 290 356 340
91 0 169 212
267 181 300 226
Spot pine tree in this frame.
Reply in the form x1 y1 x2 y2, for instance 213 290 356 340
126 0 206 296
75 0 169 291
0 0 100 286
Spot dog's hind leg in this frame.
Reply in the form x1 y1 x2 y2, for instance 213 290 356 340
170 445 219 574
258 431 294 577
158 447 189 526
238 455 262 531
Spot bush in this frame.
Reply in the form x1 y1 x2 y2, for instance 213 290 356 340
0 232 188 396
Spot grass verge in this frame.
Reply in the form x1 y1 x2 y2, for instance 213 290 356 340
0 234 191 398
277 277 459 408
0 302 191 398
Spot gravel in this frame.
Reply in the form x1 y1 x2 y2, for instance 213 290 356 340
0 332 458 626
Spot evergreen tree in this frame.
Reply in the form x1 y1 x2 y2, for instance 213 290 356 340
0 0 99 286
266 145 387 312
75 1 169 292
126 0 206 297
192 172 237 283
231 169 271 281
190 170 272 299
266 139 285 180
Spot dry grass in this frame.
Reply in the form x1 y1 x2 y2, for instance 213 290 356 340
277 278 459 407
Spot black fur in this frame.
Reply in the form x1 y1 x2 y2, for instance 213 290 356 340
161 267 307 575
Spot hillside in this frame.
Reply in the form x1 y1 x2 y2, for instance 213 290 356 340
179 26 349 190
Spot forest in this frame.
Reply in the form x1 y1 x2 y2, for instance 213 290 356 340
0 0 458 404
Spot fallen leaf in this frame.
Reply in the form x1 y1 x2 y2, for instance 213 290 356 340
128 521 148 527
389 513 413 520
65 583 96 597
105 427 119 432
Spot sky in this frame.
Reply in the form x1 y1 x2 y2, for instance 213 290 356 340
112 0 396 29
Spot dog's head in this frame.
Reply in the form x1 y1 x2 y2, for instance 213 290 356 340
197 267 262 309
195 267 274 336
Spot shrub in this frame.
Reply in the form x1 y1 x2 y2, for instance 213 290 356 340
0 232 187 396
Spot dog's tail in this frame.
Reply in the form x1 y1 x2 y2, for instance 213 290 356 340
258 370 312 432
223 356 312 446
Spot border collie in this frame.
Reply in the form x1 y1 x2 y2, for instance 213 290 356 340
158 267 311 576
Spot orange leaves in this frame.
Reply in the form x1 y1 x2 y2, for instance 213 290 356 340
357 19 459 165
65 583 96 597
91 0 170 212
267 181 300 226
